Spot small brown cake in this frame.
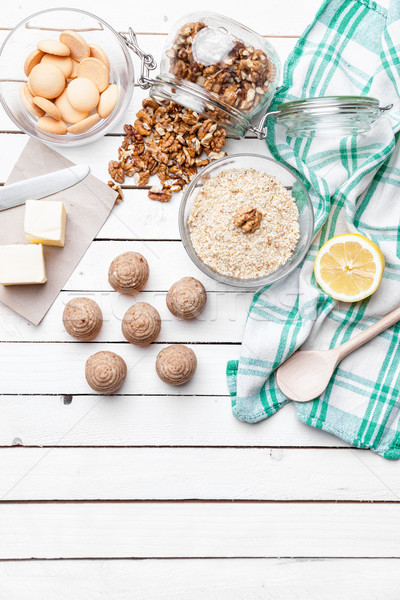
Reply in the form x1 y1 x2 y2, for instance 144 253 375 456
122 302 161 346
155 344 197 386
108 251 149 294
85 351 127 394
62 297 103 340
166 277 207 320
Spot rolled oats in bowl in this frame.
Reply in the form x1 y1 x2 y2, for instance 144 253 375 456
180 154 314 289
188 169 299 279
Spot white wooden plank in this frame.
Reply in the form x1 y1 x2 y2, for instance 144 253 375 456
0 342 238 394
0 290 251 343
96 188 182 240
0 0 321 36
0 558 398 600
0 133 269 183
63 240 267 291
0 135 277 243
0 503 399 558
0 395 347 448
0 447 398 501
0 0 395 581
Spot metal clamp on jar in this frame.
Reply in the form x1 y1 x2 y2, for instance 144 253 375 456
122 12 392 140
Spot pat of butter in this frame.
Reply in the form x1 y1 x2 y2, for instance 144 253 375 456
0 244 47 285
24 200 67 247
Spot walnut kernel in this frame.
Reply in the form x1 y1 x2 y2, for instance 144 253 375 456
107 99 227 203
107 180 123 204
234 205 262 234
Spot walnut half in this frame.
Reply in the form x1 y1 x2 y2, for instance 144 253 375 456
107 180 124 205
234 205 262 234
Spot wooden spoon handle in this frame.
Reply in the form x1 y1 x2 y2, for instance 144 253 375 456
337 304 400 360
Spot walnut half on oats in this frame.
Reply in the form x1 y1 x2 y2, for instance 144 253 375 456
234 205 262 234
189 169 299 280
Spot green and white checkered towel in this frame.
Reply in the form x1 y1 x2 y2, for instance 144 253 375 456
227 0 400 459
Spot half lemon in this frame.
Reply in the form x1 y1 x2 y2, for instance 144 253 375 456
314 233 384 302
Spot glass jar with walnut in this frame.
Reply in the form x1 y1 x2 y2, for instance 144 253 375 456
150 12 281 138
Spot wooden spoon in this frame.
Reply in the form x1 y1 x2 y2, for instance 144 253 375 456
276 305 400 402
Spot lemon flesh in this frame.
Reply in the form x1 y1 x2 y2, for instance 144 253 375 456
314 234 384 302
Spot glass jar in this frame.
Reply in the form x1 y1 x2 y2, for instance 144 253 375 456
149 12 281 138
121 13 391 140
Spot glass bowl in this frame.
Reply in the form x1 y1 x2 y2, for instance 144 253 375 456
179 153 314 289
0 8 134 146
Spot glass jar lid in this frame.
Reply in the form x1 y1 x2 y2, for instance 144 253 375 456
252 95 393 138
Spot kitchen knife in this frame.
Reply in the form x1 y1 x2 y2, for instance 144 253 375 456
0 164 90 211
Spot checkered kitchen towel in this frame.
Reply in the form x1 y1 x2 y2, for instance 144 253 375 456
227 0 400 458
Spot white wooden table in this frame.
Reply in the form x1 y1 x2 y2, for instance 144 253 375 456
1 0 399 597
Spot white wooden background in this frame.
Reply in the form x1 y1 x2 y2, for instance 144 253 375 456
1 0 400 597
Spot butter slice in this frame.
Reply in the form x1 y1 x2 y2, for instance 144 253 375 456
0 244 47 285
24 200 67 247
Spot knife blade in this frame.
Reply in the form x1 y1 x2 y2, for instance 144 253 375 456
0 164 90 211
